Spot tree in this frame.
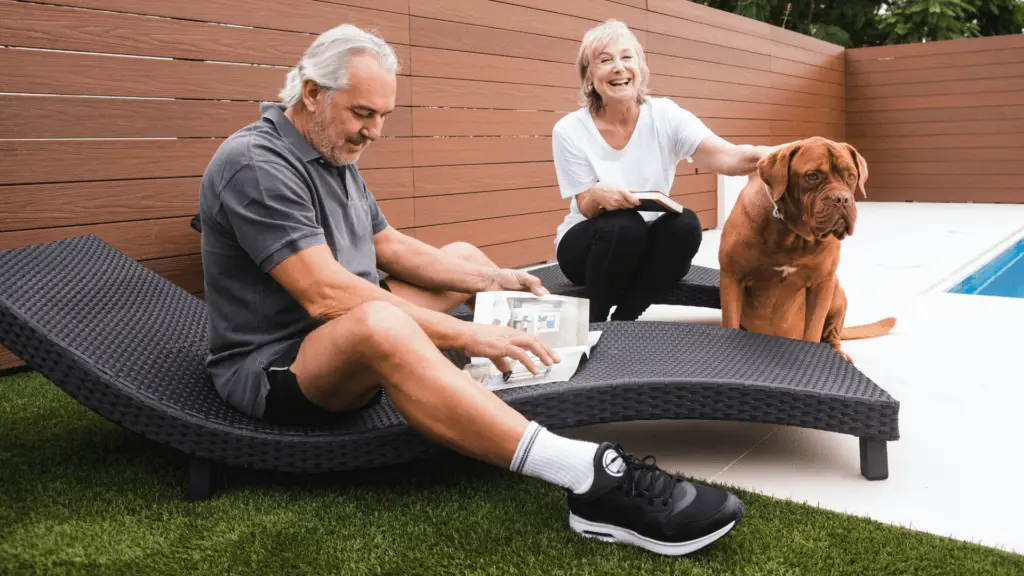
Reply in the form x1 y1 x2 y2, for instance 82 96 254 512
699 0 1024 48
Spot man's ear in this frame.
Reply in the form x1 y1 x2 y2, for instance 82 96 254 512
844 143 869 199
757 144 800 202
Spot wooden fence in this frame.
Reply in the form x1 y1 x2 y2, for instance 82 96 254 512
0 0 849 369
846 34 1024 203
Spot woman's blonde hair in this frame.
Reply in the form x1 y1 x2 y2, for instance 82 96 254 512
576 19 650 115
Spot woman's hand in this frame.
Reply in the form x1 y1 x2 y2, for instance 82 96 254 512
578 182 640 217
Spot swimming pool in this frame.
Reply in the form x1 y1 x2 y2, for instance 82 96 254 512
948 235 1024 298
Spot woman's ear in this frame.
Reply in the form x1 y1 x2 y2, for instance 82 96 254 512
757 144 800 202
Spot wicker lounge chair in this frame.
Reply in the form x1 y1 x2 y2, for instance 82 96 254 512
0 236 899 500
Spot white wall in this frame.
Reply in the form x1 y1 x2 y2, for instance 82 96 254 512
716 175 748 228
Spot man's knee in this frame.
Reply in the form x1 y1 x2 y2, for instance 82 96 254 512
441 241 495 268
341 300 418 355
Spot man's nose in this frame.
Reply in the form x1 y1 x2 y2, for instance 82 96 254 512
364 120 383 141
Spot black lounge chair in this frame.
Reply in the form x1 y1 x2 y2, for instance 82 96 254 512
0 236 899 500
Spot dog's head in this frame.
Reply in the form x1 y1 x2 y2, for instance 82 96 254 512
756 136 868 241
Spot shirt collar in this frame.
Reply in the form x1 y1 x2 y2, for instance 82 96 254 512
260 102 322 163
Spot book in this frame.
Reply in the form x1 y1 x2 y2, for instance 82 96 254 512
633 191 683 213
462 291 602 391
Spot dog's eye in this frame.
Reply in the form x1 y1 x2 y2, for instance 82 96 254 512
805 172 821 183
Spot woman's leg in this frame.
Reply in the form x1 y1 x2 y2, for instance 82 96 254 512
556 210 650 322
610 208 703 321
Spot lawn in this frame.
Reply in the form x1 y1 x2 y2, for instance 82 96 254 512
1 370 1021 576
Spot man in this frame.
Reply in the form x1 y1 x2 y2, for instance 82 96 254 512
199 23 744 556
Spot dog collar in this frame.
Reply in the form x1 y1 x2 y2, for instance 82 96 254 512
763 183 784 220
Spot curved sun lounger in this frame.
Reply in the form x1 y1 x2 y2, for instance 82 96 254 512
0 236 899 500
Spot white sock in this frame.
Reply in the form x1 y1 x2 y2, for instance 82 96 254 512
510 421 599 494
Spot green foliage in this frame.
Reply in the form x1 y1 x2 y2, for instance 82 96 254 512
700 0 1024 48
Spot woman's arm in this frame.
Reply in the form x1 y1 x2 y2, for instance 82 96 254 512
690 134 784 177
576 183 640 218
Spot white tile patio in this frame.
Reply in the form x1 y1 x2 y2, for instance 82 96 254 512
563 200 1024 555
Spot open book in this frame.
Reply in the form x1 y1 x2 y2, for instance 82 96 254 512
634 191 683 213
462 291 602 391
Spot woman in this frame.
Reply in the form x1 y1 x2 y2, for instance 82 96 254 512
552 19 785 322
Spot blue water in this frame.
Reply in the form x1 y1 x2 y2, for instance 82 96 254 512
948 235 1024 298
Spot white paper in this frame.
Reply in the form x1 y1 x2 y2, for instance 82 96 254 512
463 291 599 390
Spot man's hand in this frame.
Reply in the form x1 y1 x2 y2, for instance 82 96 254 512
486 268 549 296
456 323 561 374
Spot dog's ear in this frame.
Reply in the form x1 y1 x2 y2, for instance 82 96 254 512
844 143 869 199
756 143 800 202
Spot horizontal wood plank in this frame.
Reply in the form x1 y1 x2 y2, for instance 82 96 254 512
0 178 200 232
0 1 311 66
670 97 845 124
847 47 1024 75
770 57 844 85
852 148 1024 163
414 186 566 226
379 199 415 228
144 254 204 294
414 162 555 196
0 95 258 139
850 134 1024 151
410 0 593 42
670 190 717 212
650 75 845 110
847 118 1024 138
867 161 1024 176
865 174 1018 189
861 187 1024 204
412 76 579 111
848 91 1024 112
846 34 1024 61
0 217 198 260
412 108 563 136
415 210 565 247
848 62 1024 88
413 137 553 166
0 48 412 105
408 16 578 64
847 105 1024 126
482 236 556 268
410 46 576 87
31 0 411 42
0 347 23 372
364 168 415 200
646 31 771 72
848 77 1024 100
670 173 718 195
498 0 648 30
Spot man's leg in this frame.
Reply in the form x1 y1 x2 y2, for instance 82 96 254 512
610 209 702 321
384 242 494 313
281 300 743 556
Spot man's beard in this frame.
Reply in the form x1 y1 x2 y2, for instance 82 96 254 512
309 107 365 166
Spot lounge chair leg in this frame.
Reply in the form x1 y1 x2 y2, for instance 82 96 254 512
188 457 216 501
859 438 888 481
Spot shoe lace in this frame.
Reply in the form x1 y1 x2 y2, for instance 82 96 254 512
609 445 678 506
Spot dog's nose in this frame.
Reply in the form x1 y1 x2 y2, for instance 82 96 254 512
828 194 851 208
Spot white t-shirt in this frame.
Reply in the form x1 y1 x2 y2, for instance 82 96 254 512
551 97 715 247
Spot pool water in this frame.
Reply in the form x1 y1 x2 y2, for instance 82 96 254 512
948 235 1024 298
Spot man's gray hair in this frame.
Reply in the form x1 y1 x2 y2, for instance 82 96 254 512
279 24 401 107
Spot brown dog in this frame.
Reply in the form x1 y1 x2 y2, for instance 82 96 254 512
718 137 895 363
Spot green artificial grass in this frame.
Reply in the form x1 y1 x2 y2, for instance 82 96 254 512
1 371 1021 576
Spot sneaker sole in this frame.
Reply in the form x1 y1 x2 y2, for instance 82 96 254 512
568 513 739 556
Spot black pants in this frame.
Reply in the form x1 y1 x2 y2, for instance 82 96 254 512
556 208 703 322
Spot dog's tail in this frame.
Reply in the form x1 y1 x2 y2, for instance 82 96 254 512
841 317 897 340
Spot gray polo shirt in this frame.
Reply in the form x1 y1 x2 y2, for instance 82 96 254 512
198 102 389 419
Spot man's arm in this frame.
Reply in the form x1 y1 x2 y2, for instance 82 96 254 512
690 134 783 177
270 243 467 347
373 226 547 296
269 243 559 373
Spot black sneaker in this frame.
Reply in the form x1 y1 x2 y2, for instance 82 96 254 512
566 442 744 556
